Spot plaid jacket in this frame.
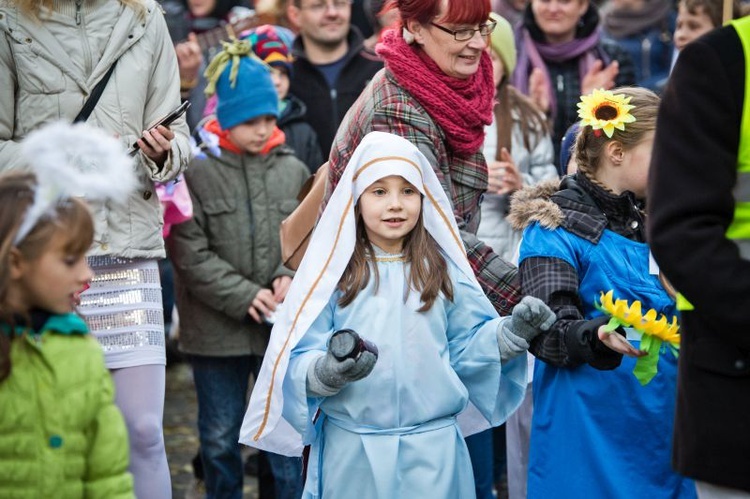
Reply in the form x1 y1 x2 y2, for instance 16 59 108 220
326 69 522 316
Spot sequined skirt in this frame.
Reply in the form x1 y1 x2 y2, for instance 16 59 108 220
79 256 166 369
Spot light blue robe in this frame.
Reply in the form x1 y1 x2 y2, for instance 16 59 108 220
281 253 526 499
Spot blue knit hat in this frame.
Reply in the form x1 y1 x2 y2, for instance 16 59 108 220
204 40 279 130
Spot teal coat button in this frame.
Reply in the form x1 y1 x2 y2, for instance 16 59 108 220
49 435 63 448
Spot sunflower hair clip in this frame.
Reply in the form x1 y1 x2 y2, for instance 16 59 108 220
576 89 636 138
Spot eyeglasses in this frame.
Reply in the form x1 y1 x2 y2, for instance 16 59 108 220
299 0 353 14
429 20 497 41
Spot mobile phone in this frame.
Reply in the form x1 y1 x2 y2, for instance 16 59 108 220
128 101 191 157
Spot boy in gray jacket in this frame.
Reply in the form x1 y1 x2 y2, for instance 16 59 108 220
167 40 309 499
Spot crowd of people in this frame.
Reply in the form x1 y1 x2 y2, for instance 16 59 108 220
0 0 749 497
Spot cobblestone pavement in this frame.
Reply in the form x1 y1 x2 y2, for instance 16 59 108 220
164 360 259 499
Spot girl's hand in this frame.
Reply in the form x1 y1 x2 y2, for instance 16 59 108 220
137 125 174 168
487 160 506 193
581 60 619 96
529 67 550 114
248 288 277 324
597 325 647 357
272 275 292 302
487 148 522 195
496 148 523 194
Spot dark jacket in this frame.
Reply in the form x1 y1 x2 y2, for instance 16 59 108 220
647 24 750 492
600 0 675 92
520 4 637 171
278 94 324 174
290 27 383 156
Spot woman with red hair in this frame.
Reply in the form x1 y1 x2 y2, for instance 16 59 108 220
322 3 524 496
328 0 522 325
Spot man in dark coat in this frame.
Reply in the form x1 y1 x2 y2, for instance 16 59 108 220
648 18 750 496
286 0 383 157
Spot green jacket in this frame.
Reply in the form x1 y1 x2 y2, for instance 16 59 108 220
168 140 310 357
0 314 133 498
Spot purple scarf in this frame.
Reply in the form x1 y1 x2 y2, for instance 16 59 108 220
512 28 602 121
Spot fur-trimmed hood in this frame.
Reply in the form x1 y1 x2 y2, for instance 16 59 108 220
507 178 564 231
507 174 646 245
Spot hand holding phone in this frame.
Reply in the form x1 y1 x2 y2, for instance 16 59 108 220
128 101 190 157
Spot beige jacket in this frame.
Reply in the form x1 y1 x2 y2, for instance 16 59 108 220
0 0 191 259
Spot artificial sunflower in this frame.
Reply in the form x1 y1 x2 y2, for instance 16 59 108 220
577 89 636 138
595 290 680 385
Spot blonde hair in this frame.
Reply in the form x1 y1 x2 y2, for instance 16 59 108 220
13 0 146 21
574 86 660 188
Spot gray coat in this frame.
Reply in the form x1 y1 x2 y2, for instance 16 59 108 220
168 143 310 357
0 0 191 259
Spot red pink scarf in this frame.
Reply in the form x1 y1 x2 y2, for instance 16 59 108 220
376 29 495 156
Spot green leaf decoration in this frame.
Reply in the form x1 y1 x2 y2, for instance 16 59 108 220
602 318 621 333
633 336 662 386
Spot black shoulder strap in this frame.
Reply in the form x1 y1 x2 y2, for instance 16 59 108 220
73 62 118 123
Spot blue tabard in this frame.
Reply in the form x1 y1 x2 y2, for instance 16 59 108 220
520 222 696 498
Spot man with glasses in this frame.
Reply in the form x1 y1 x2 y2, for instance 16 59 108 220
287 0 383 158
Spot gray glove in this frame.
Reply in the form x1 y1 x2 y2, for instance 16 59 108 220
497 296 556 361
306 333 378 397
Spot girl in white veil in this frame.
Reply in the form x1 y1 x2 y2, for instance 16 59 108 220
240 131 554 498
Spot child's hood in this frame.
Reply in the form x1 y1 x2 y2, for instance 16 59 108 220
506 178 564 231
507 174 611 244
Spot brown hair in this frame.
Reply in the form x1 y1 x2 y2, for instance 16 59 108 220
338 201 454 312
495 81 549 155
13 0 147 21
0 172 94 382
679 0 741 27
574 86 660 190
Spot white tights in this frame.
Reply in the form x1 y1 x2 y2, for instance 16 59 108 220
112 365 172 499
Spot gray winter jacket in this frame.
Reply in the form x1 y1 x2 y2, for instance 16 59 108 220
168 135 310 357
0 0 191 259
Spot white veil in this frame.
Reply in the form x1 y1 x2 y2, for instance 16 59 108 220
239 131 505 456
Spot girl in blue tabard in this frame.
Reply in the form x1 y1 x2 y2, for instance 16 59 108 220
240 131 556 499
509 87 696 498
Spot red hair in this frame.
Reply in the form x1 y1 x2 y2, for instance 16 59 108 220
392 0 490 27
